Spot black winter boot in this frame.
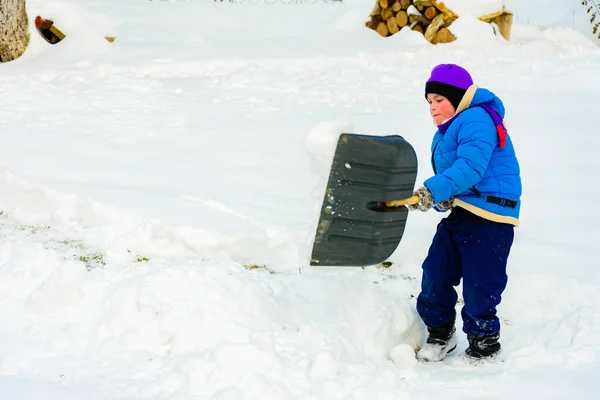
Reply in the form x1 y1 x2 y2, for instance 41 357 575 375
465 333 501 359
417 320 457 362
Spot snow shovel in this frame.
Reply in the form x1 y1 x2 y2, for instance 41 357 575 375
310 133 419 267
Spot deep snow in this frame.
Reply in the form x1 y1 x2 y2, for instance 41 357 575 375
0 0 599 399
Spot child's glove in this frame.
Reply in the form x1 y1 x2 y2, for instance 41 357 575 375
434 198 454 212
408 186 434 212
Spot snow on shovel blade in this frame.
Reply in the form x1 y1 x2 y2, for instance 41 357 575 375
310 133 418 267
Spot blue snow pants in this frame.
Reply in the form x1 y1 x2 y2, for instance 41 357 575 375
416 206 514 337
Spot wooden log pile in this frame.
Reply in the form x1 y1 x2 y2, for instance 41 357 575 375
365 0 512 44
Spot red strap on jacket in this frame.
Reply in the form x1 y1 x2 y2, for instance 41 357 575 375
497 125 507 149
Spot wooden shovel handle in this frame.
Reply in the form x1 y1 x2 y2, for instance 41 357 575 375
385 195 420 207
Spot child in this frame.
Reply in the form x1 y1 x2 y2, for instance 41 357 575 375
408 64 522 361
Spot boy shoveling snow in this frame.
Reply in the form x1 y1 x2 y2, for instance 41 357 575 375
409 64 522 361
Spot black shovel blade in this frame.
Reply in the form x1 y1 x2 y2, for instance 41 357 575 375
310 133 418 267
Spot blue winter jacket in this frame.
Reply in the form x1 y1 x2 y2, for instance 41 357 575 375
424 86 522 226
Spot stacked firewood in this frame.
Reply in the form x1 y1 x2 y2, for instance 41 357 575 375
366 0 512 44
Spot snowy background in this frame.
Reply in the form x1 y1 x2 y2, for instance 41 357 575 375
0 0 599 398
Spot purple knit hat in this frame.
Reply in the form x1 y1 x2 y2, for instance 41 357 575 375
425 64 474 110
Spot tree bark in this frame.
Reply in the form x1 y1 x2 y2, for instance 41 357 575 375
0 0 30 62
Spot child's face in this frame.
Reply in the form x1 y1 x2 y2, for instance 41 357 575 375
427 93 455 125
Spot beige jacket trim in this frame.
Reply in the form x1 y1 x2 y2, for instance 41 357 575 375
453 199 520 227
455 84 478 114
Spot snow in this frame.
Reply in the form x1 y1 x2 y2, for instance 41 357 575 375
442 0 508 17
0 0 599 398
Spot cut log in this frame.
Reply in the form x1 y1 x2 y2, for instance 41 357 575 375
432 0 459 19
387 15 400 34
479 10 504 22
410 14 432 26
34 15 115 45
400 0 411 10
376 21 390 37
366 0 512 43
489 12 513 40
407 5 421 16
424 6 437 20
407 4 422 24
35 17 65 45
414 0 432 11
0 0 30 63
366 14 384 30
370 2 382 17
432 27 456 44
411 23 424 34
424 13 445 42
396 10 409 28
381 8 395 22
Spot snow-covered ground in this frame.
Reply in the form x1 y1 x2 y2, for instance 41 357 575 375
0 0 599 398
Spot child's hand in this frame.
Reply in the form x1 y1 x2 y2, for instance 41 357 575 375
408 186 434 212
435 198 454 211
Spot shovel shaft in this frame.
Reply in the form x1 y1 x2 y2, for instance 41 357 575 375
385 195 420 207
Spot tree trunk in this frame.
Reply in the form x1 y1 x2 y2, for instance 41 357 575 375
0 0 30 63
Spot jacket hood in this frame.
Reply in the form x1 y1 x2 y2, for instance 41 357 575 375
437 85 509 149
467 87 505 120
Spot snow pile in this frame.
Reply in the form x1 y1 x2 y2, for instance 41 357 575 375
16 0 116 64
0 171 423 397
304 120 352 179
443 0 509 17
447 15 502 46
